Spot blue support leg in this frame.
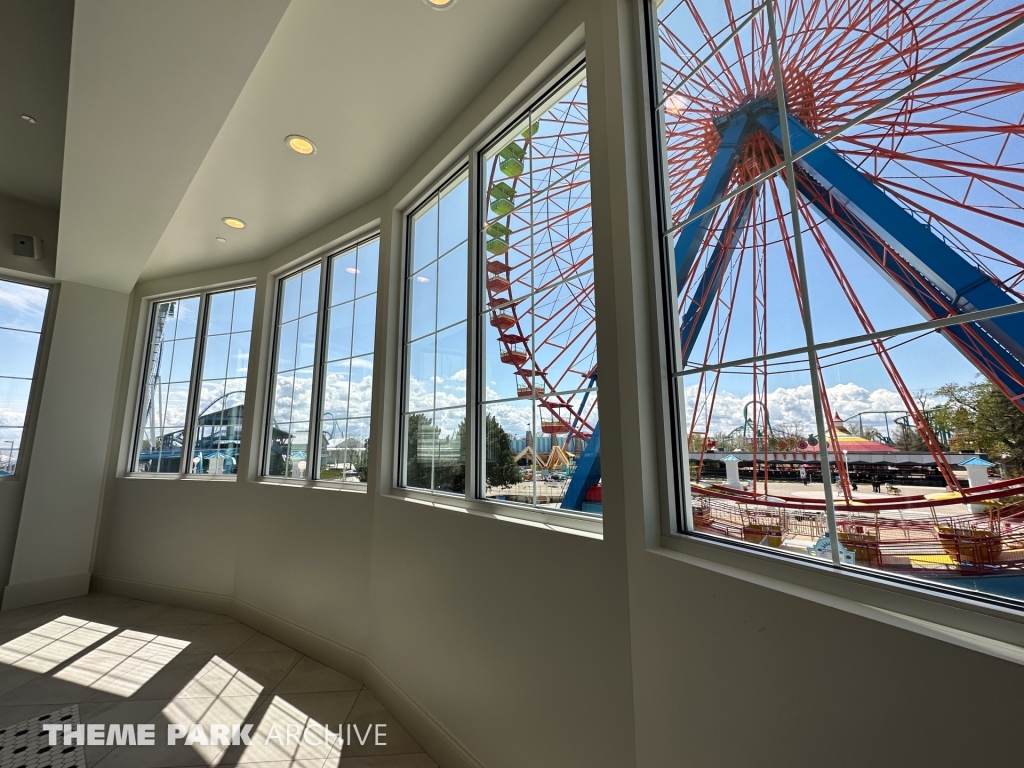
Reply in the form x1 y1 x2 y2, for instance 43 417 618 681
562 423 601 512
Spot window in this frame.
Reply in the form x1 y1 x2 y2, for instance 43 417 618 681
133 285 255 475
398 63 601 520
264 236 379 483
402 172 470 493
0 278 50 477
648 1 1024 605
478 66 600 514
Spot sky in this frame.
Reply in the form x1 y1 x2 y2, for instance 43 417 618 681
0 280 48 467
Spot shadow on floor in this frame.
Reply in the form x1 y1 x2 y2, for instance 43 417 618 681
0 592 435 768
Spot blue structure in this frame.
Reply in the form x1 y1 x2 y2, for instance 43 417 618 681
675 98 1024 396
563 98 1024 512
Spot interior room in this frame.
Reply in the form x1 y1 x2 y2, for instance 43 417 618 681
2 0 1024 766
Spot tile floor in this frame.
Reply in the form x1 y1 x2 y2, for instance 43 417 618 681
0 592 436 768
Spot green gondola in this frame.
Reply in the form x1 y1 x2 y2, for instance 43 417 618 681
489 181 515 216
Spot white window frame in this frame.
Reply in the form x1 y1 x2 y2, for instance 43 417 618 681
637 0 1024 652
393 53 604 537
128 281 256 480
259 232 381 490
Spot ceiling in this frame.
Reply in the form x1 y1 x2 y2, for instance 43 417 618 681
141 0 565 281
0 0 74 209
19 0 566 291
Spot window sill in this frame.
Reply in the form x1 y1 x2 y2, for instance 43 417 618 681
388 487 603 539
123 473 237 482
659 532 1024 665
253 477 367 493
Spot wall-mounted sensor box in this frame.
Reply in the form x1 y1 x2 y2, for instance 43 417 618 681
12 234 42 259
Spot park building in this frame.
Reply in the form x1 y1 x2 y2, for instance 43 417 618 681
1 1 1024 766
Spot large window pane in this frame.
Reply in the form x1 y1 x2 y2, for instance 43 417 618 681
266 265 320 478
189 287 255 475
135 296 200 473
651 0 1024 605
478 66 600 515
317 236 380 483
401 173 469 494
0 279 48 476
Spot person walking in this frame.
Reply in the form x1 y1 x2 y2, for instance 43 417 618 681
871 473 881 493
799 466 808 486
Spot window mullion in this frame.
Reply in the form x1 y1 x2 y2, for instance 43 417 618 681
307 258 330 485
180 292 210 478
764 0 840 563
466 156 481 501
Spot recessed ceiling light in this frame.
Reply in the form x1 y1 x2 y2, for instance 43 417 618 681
215 237 227 243
222 217 246 229
423 0 456 9
285 135 316 155
20 114 36 124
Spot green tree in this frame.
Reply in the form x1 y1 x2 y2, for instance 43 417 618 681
355 437 370 483
934 381 1024 472
404 413 436 488
485 414 522 488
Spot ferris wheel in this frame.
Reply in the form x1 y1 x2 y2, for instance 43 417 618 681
482 1 1024 509
656 0 1024 500
482 73 599 508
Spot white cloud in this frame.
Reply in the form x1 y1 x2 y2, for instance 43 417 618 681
686 381 910 435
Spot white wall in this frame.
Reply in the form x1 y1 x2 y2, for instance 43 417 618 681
4 281 128 609
81 0 1024 766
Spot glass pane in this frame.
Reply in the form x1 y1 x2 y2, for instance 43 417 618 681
478 70 597 514
436 243 468 331
355 239 379 299
351 295 376 357
409 262 437 340
206 291 234 336
189 287 255 475
135 296 199 473
321 360 351 418
348 354 373 418
404 412 434 490
326 301 354 362
0 329 40 379
411 202 438 274
0 279 46 476
438 177 469 255
232 287 255 332
265 266 321 477
435 322 466 408
812 318 1024 601
0 280 47 332
683 357 825 558
406 335 436 414
331 248 358 306
432 407 466 493
299 265 321 317
483 401 531 503
402 175 468 492
315 236 380 483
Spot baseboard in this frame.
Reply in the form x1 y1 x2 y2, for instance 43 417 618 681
2 572 91 610
90 573 485 768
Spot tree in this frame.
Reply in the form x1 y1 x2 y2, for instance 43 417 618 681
933 381 1024 472
404 413 436 489
485 414 522 488
355 437 370 483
